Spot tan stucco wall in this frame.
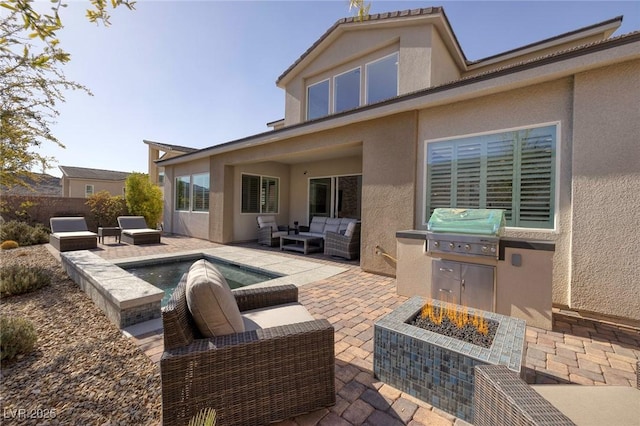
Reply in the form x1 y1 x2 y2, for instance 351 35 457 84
569 60 640 322
284 23 458 126
163 158 210 239
417 78 574 307
428 26 460 87
65 179 126 198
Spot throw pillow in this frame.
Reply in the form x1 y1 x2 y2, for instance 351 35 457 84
186 259 244 337
345 221 357 237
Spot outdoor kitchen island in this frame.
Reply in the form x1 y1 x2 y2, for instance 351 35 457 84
395 210 555 330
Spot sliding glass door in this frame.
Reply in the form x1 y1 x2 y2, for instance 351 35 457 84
308 175 362 222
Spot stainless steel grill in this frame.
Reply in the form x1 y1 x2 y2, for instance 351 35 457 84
426 208 506 312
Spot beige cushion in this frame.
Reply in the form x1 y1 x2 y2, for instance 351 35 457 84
52 231 97 239
338 218 356 233
241 302 315 331
185 259 244 337
345 221 357 237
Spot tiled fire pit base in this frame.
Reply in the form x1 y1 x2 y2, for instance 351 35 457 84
374 297 526 422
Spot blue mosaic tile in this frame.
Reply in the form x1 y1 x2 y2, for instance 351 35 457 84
373 296 525 423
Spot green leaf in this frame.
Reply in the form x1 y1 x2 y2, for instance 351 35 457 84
0 3 18 11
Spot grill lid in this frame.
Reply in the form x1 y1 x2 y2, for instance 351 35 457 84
427 208 505 236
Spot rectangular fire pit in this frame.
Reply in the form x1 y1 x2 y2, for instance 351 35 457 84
374 296 525 422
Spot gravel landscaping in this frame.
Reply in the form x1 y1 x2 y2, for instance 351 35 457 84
1 245 162 425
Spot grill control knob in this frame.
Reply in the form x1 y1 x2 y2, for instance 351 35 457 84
481 246 488 253
491 247 496 253
464 244 471 251
433 241 440 248
448 242 455 249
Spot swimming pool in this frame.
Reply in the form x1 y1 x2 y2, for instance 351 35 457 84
126 258 278 306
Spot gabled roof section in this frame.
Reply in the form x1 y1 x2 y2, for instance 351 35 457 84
143 139 198 153
59 166 130 181
276 7 465 86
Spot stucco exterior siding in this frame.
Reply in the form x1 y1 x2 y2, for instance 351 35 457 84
428 26 461 87
570 60 640 321
284 24 449 126
64 179 125 198
417 78 575 307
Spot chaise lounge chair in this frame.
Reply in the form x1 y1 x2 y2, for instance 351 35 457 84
49 217 98 252
117 216 161 245
160 260 335 425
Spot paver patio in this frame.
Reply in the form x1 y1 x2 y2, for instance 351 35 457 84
90 235 640 425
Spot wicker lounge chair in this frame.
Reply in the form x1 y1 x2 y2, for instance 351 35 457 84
117 216 161 245
160 271 335 425
49 217 97 252
256 215 289 246
474 362 640 426
324 221 361 260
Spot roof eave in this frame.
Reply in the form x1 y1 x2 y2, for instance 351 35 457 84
159 33 639 167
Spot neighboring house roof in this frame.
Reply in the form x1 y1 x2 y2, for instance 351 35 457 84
59 166 130 181
1 173 61 196
158 28 640 167
143 139 198 153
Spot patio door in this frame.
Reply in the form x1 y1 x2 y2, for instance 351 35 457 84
308 175 362 223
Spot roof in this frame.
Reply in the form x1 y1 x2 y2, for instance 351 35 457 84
157 29 639 167
58 166 131 181
276 7 456 85
143 139 198 153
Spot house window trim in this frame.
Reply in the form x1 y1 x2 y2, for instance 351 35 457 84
85 184 94 198
364 51 399 105
240 173 280 215
333 66 362 114
422 121 561 232
306 78 330 121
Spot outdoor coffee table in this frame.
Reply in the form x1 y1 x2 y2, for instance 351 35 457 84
280 234 323 255
98 227 121 244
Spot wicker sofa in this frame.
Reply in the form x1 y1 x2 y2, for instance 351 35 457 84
474 362 640 426
117 216 161 245
160 262 335 425
49 217 97 252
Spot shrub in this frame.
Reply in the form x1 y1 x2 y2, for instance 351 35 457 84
0 220 49 246
0 265 51 296
86 191 128 227
125 173 163 229
0 316 37 361
1 240 19 250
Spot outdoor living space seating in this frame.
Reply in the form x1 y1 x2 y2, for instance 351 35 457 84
474 362 640 426
117 216 161 245
324 221 361 259
299 216 358 239
160 259 335 426
49 217 97 252
256 215 289 246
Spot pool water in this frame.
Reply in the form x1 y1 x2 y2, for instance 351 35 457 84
126 259 276 307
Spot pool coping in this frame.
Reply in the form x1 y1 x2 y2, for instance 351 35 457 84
61 245 349 332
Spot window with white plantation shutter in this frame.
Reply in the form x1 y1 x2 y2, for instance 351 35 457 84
242 174 279 214
426 125 556 229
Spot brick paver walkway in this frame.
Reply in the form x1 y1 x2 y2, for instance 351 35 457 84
95 236 640 425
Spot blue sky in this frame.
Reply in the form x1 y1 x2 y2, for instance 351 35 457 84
29 1 640 177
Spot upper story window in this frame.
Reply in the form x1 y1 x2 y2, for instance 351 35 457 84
425 124 557 229
366 52 398 104
158 171 165 185
307 79 329 120
334 67 361 113
305 51 398 121
85 184 94 198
